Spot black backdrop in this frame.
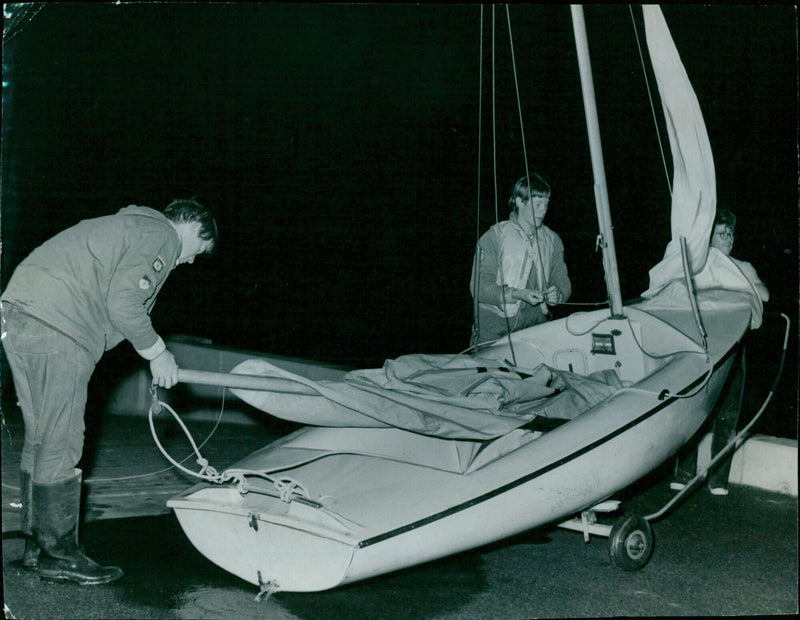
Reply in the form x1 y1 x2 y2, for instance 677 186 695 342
2 5 796 435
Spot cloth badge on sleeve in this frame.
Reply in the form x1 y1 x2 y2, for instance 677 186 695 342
152 256 165 272
139 276 151 290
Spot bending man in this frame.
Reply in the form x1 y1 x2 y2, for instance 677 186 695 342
1 199 218 585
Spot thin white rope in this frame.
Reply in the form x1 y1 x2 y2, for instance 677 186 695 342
626 319 706 362
564 311 616 337
1 389 231 490
615 364 713 402
565 310 704 361
147 397 367 532
88 389 229 484
148 398 312 503
563 310 713 400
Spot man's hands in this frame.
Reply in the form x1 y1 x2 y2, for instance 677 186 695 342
150 349 178 389
513 285 562 307
543 285 563 305
514 288 544 306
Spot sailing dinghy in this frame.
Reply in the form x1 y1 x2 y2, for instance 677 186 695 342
164 6 764 594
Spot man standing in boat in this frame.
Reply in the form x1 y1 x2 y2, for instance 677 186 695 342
470 173 571 346
0 199 218 585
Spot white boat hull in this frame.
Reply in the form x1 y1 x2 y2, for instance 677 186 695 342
169 302 751 592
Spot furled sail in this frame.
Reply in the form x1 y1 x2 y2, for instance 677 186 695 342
639 6 763 328
640 5 716 296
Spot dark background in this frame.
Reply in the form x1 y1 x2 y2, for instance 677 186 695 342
1 4 797 436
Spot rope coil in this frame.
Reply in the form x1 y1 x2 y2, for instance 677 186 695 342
148 397 312 503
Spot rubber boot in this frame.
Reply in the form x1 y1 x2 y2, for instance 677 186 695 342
32 470 124 585
20 470 41 571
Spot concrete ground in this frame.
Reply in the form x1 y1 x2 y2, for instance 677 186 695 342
2 424 797 619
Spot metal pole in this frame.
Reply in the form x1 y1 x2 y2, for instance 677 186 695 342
175 368 319 395
570 5 624 317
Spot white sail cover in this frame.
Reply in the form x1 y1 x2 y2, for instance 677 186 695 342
639 6 762 328
230 355 622 440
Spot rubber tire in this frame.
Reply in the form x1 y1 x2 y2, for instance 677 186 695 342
609 513 654 571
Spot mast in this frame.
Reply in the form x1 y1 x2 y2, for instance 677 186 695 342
570 5 624 317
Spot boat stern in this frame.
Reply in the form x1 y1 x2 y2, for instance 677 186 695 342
168 484 358 592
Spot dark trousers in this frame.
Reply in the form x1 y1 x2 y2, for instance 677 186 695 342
1 303 96 484
674 347 746 488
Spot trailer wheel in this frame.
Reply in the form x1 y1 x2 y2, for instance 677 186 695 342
609 514 653 571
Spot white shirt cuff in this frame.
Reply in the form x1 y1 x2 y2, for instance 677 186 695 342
137 337 166 360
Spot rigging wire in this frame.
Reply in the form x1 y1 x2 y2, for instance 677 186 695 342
472 6 485 347
474 5 601 359
475 6 484 246
491 5 518 366
506 4 550 316
491 7 499 229
495 4 553 364
629 4 672 198
145 396 366 535
493 7 517 364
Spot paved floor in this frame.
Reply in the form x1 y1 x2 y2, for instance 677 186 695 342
2 412 797 619
3 479 797 619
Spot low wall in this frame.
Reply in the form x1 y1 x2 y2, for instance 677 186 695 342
697 432 798 496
